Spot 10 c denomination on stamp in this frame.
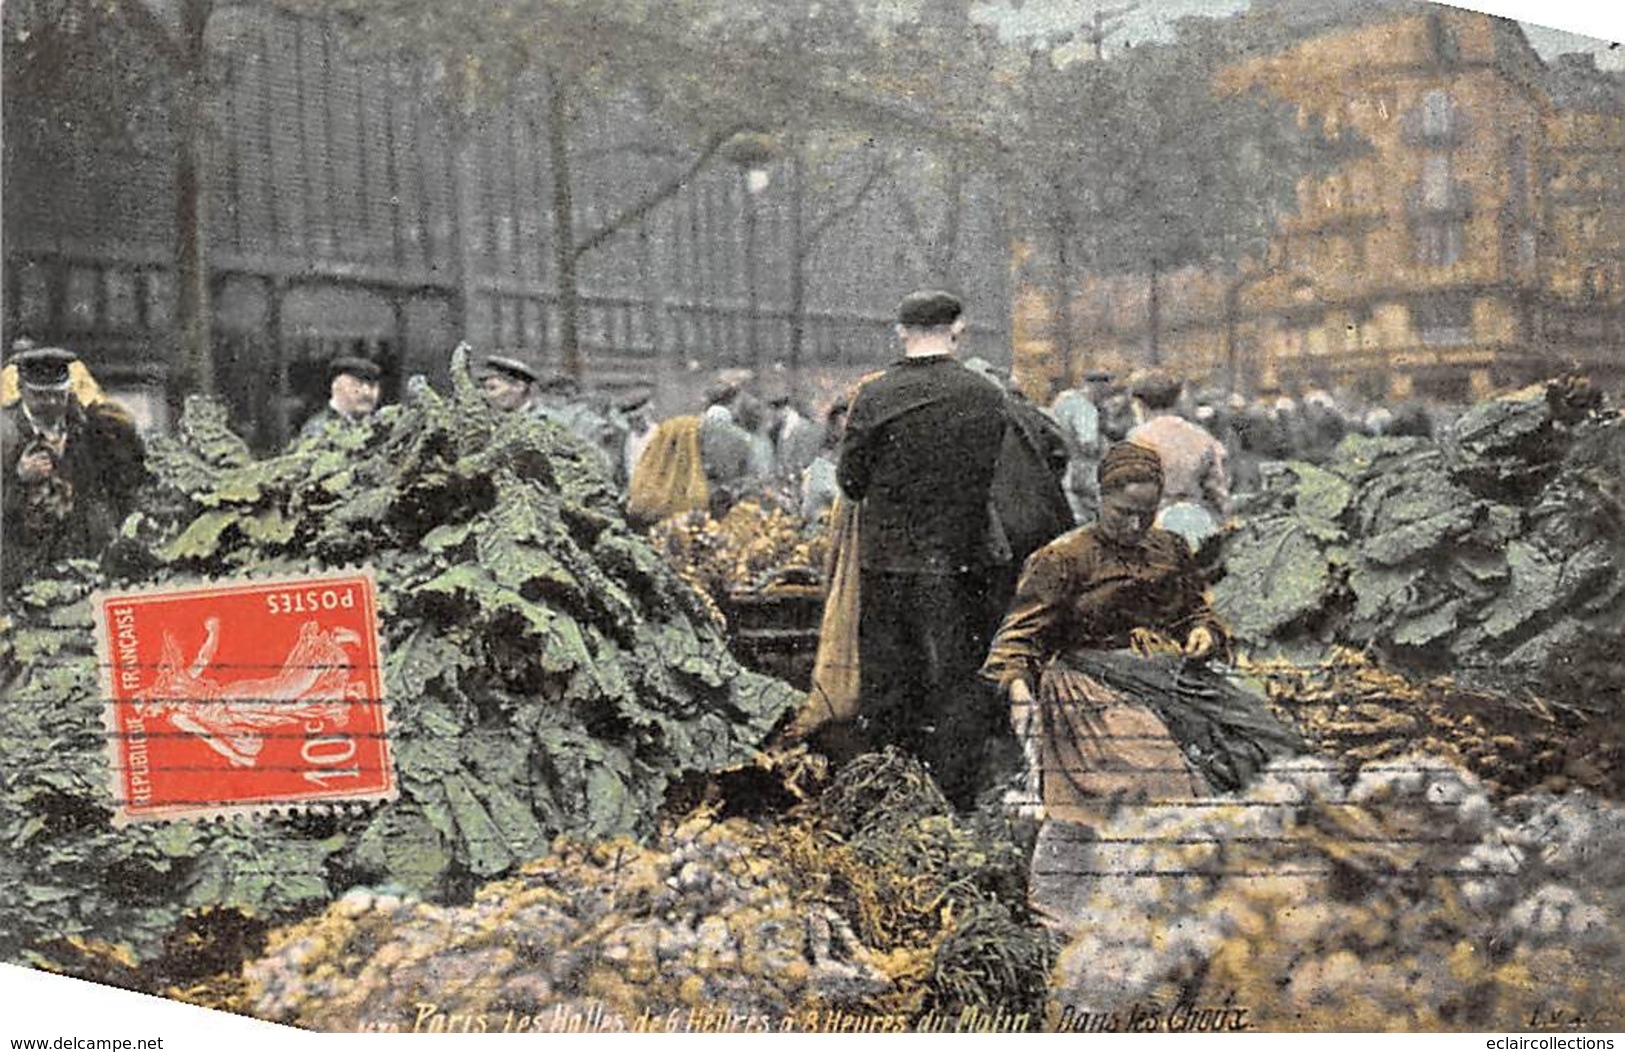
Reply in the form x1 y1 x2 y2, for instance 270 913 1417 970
93 570 394 824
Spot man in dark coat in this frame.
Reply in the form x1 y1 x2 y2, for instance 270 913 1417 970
1 347 147 588
837 290 1009 808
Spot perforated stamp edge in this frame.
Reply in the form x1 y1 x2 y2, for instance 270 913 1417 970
91 565 397 826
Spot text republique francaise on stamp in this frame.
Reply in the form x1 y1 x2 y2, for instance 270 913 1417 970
92 570 394 823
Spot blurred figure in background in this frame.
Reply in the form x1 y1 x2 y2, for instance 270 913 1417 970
1386 401 1436 438
754 372 824 483
616 386 658 490
1228 400 1273 496
536 373 620 474
1049 370 1109 524
1300 388 1350 462
964 358 1073 622
297 355 383 442
475 354 540 414
730 390 778 483
1126 369 1231 547
1099 378 1139 443
698 372 758 515
800 398 848 524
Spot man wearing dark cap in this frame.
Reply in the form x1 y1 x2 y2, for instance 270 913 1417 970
836 290 1010 808
476 354 541 414
297 355 383 442
1 347 147 587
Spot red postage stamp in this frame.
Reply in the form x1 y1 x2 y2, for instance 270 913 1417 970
92 570 394 824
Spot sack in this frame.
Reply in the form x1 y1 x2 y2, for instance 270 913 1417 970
627 415 709 525
1155 501 1219 550
786 497 862 739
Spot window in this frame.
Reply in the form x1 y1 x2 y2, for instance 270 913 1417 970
18 264 50 328
67 267 99 327
145 271 174 327
1416 371 1469 404
1422 154 1452 209
523 300 542 348
1421 90 1454 138
1507 136 1531 222
1518 230 1537 272
1415 220 1464 267
1416 298 1472 346
106 269 139 329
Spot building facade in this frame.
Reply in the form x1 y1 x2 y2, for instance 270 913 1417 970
1014 7 1625 405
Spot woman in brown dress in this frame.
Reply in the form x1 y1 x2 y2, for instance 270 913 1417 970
982 441 1229 925
983 440 1228 815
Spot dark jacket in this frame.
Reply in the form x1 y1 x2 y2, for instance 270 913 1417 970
2 399 147 586
296 404 370 443
837 356 1007 574
992 396 1073 570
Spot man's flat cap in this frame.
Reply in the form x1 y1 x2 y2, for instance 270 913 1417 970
328 355 382 383
479 355 538 384
1083 370 1114 384
704 368 752 407
896 290 963 328
1130 368 1182 405
12 346 77 389
537 371 580 395
616 384 654 412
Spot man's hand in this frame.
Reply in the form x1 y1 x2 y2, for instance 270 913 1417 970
1183 625 1217 661
16 450 54 483
1008 679 1036 738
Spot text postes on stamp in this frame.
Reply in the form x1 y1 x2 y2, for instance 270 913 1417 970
93 570 394 824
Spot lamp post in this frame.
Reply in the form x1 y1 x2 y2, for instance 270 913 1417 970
744 165 770 369
721 130 778 373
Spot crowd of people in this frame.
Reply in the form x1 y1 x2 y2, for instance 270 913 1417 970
2 309 1444 923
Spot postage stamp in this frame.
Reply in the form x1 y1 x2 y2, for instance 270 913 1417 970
92 570 393 824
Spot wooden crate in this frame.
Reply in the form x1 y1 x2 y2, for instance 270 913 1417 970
724 585 826 691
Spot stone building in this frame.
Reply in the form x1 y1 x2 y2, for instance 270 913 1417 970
1015 6 1625 405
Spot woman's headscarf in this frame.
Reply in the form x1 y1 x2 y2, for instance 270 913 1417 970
1097 440 1164 492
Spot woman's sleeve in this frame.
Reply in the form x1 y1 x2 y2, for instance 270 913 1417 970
981 544 1072 692
1169 540 1232 655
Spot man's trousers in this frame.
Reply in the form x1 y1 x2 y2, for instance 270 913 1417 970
856 567 1005 808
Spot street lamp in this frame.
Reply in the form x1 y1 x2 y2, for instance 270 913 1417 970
721 131 779 372
744 165 770 369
